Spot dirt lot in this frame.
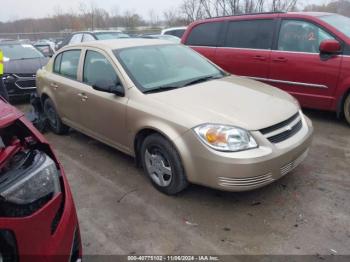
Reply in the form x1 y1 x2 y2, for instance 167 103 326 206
16 104 350 256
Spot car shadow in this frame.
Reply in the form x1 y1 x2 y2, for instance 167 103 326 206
302 108 348 128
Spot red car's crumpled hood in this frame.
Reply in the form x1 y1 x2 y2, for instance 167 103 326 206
0 97 23 127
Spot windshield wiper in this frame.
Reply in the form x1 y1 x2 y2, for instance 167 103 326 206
181 75 224 87
143 85 182 94
143 74 226 94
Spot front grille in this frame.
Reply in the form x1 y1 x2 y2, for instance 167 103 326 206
16 79 36 89
260 112 303 144
260 113 299 135
268 120 303 143
70 228 81 262
0 230 18 262
13 73 36 78
218 173 274 188
51 200 64 235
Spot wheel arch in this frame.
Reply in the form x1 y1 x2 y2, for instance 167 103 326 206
133 127 184 168
337 87 350 118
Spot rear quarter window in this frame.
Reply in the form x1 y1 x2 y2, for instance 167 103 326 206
53 53 62 74
54 50 81 80
185 22 223 47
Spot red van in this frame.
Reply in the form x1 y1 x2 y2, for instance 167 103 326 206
0 96 82 261
182 12 350 125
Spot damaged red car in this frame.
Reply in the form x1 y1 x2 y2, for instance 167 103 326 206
0 96 82 262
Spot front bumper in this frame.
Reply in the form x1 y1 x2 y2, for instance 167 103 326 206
0 169 81 261
2 74 36 99
175 114 314 191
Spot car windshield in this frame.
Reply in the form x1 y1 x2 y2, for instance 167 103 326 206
95 32 130 40
1 44 44 60
320 14 350 38
115 44 225 92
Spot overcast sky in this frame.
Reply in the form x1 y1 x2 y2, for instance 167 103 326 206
0 0 329 22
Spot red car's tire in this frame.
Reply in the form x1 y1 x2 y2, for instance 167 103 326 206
344 94 350 126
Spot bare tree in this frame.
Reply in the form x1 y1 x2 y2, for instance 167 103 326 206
180 0 300 22
148 9 160 27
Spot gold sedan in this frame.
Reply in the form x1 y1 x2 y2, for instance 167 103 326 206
36 39 313 195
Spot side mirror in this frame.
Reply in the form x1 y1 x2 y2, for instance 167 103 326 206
320 39 341 54
92 79 124 97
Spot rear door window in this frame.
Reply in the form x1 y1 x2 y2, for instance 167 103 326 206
185 22 223 47
224 19 275 50
56 50 81 80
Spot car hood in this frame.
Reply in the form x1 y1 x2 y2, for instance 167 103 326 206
0 98 22 127
148 76 299 131
4 57 49 74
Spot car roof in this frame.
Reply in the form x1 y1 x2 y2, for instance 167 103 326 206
163 26 187 30
201 11 335 22
285 11 334 17
72 30 123 34
67 38 174 50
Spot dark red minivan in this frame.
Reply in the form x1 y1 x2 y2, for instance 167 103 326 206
0 96 82 261
182 12 350 125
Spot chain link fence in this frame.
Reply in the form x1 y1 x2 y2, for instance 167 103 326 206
0 27 164 42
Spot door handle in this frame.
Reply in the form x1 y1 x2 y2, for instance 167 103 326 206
273 57 288 63
78 93 88 101
253 55 267 61
50 83 59 89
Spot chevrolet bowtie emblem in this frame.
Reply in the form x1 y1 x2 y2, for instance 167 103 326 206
285 125 292 131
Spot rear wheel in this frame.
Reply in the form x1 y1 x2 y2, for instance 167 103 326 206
344 93 350 126
43 98 69 134
140 134 188 195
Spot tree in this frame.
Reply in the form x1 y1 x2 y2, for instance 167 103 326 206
304 0 350 17
180 0 300 22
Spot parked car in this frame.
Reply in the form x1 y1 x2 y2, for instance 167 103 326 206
34 43 55 57
34 40 56 52
36 39 313 195
139 34 181 43
161 27 187 38
0 42 49 99
0 96 82 261
182 12 350 125
57 31 130 50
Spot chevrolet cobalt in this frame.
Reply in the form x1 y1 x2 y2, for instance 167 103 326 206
36 39 313 195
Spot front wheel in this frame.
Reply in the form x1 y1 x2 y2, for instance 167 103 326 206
140 134 188 195
344 93 350 126
43 98 69 134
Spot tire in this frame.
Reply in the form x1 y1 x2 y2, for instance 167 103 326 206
43 98 69 135
140 134 188 195
344 93 350 126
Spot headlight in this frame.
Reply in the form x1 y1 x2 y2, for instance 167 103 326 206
0 151 61 217
194 124 258 152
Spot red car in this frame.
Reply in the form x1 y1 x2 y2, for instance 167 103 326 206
0 96 82 261
182 12 350 125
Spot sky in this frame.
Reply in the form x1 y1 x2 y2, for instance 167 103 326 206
0 0 184 22
0 0 329 22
